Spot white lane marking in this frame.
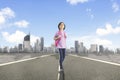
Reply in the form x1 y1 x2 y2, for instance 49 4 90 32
0 54 54 67
57 65 60 80
57 53 60 80
69 54 120 67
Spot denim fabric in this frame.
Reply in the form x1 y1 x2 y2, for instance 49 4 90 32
59 48 66 69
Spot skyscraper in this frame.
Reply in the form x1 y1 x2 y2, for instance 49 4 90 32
34 39 41 53
99 45 104 53
90 44 98 53
23 34 31 52
75 41 79 53
40 37 44 51
79 42 83 53
116 48 120 54
18 44 23 53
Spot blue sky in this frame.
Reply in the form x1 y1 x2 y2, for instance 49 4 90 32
0 0 120 50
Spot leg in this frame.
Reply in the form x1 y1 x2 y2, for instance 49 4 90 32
59 49 63 69
62 48 66 62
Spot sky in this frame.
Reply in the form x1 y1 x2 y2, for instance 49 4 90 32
0 0 120 50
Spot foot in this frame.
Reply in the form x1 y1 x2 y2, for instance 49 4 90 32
58 65 64 72
59 67 64 72
59 68 64 72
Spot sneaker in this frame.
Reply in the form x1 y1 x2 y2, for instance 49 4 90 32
60 66 63 69
58 65 64 72
59 69 64 72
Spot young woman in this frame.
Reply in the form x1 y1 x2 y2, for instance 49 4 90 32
54 22 67 71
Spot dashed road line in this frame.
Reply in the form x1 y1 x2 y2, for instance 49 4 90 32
57 65 60 80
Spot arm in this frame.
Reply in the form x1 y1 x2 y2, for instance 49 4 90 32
54 35 61 40
64 32 67 38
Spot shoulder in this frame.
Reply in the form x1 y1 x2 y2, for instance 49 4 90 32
63 31 66 34
56 31 61 34
55 31 59 35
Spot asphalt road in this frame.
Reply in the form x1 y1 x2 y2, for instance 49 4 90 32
0 54 120 80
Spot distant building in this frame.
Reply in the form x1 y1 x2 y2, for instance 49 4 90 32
116 48 120 54
23 34 31 52
9 46 18 53
90 44 98 53
9 47 13 53
0 47 2 53
51 44 56 53
75 41 79 53
79 42 85 53
46 47 54 53
104 48 114 54
3 46 9 53
70 47 75 53
99 45 104 53
34 39 41 53
18 44 23 53
40 37 44 51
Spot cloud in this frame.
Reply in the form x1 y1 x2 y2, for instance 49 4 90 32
0 7 15 18
93 38 112 46
0 7 29 29
112 2 119 12
14 20 29 28
1 30 39 46
66 0 89 5
96 23 120 36
69 35 113 49
0 7 15 25
0 15 5 24
2 30 26 43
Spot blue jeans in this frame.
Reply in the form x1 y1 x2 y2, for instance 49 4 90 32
58 48 66 69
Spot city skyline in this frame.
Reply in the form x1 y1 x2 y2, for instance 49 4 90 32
0 0 120 50
0 34 119 52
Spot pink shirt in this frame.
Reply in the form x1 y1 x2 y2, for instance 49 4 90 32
54 31 67 48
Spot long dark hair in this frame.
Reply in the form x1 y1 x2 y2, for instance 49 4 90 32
58 22 66 30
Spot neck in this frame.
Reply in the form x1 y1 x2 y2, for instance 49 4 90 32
60 29 63 31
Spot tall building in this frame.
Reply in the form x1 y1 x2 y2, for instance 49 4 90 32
99 45 104 53
18 44 23 53
75 41 79 53
34 39 41 53
51 44 56 53
79 42 84 53
40 37 44 51
70 47 75 53
3 46 9 53
116 48 120 54
23 34 31 52
90 44 98 53
0 47 2 53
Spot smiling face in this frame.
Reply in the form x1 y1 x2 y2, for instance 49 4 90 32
58 22 65 30
59 23 64 30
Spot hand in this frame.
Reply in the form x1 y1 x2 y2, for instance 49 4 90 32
54 36 60 40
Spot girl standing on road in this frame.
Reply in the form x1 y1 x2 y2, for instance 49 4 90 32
54 22 67 71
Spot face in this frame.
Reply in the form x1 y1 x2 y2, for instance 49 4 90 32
59 23 64 30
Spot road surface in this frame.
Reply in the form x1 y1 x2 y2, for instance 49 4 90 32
0 54 120 80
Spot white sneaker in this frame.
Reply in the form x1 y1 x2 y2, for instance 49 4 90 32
60 69 64 71
58 65 64 72
58 69 64 72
